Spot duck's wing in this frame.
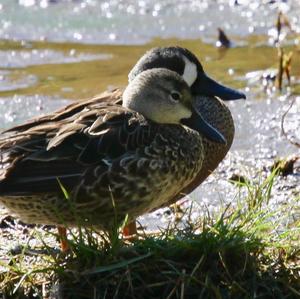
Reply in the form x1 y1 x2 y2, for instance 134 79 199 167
0 102 156 196
3 89 123 134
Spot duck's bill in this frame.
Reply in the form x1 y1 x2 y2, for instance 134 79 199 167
181 109 227 145
194 73 246 101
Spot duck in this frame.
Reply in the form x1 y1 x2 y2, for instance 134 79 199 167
19 46 243 200
109 46 245 234
0 47 245 247
0 68 226 249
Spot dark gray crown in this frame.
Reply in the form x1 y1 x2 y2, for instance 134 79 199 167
128 47 204 83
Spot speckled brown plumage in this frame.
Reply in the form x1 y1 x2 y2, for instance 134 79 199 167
99 92 234 205
0 45 243 234
0 82 204 230
168 95 234 203
106 92 234 208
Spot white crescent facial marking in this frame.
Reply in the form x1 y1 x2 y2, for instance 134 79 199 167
182 56 198 87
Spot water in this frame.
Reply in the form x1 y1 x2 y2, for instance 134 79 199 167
0 0 299 230
1 0 300 44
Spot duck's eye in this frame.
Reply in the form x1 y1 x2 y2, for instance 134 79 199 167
170 91 181 102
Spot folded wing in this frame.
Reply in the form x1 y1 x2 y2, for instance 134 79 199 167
0 94 155 196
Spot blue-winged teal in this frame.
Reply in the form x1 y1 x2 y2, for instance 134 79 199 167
114 46 245 234
0 47 245 248
99 46 244 210
0 68 228 246
128 46 245 193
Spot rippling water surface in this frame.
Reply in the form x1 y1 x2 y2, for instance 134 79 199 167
0 0 299 229
1 0 300 44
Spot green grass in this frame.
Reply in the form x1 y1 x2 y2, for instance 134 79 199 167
0 169 299 299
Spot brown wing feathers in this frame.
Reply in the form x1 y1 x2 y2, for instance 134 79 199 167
0 97 156 196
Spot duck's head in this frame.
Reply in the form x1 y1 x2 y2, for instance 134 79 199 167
129 46 246 101
123 68 226 144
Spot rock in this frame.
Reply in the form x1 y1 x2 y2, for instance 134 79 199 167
271 156 299 176
0 215 15 229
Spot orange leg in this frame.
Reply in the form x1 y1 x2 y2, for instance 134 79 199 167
57 226 69 252
122 221 137 237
